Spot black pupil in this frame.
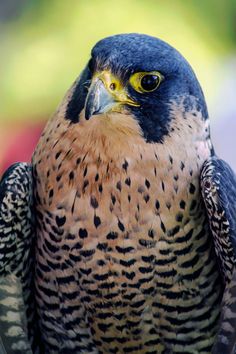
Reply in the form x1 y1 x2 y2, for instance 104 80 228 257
141 75 159 91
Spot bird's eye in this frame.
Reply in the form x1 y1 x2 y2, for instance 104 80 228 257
129 71 164 93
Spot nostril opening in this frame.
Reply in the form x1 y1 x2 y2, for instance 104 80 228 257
110 83 116 91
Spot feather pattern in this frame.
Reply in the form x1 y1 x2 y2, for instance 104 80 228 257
0 163 38 353
201 156 236 353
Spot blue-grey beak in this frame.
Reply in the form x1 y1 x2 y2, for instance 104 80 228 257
85 79 116 120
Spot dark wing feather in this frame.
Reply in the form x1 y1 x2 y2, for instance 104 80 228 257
201 156 236 353
0 163 38 353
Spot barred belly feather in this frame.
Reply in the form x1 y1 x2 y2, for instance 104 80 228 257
32 109 223 354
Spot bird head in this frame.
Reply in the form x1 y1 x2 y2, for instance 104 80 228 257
65 33 208 144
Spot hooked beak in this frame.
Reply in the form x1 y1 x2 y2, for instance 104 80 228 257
85 79 115 120
84 71 139 120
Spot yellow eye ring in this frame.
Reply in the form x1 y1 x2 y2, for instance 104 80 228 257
129 71 164 93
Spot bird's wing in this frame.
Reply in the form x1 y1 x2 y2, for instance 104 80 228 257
0 163 37 354
201 156 236 354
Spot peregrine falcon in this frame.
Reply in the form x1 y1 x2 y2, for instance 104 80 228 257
1 33 236 354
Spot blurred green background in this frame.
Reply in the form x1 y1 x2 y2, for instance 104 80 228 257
0 0 236 173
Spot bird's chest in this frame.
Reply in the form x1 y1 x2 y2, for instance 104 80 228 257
33 138 223 352
35 155 212 307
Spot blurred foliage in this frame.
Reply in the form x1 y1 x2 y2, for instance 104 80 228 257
0 0 236 122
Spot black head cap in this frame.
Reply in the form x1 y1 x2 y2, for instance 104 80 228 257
66 33 208 143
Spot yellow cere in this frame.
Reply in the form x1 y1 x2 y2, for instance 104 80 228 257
129 71 164 93
94 70 124 93
94 70 140 107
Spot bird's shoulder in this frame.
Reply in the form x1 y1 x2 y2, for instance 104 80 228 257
0 162 33 276
201 156 236 280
